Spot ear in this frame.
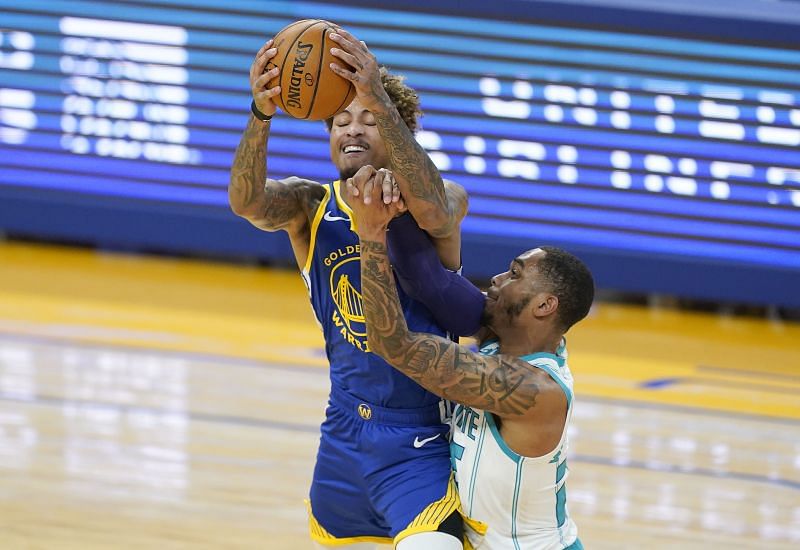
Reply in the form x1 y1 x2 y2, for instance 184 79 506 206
533 293 558 319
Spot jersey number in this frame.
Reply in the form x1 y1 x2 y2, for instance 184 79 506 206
450 440 465 474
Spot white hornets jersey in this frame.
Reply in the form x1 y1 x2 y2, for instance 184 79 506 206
451 339 581 549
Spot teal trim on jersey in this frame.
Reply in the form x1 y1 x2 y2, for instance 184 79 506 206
511 460 524 550
520 355 573 407
520 351 566 368
479 338 500 355
565 538 584 549
450 440 465 475
482 340 566 358
485 410 522 463
555 459 568 528
556 337 567 357
467 419 488 517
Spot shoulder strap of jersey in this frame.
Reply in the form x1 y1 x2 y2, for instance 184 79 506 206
520 352 573 406
330 179 359 233
302 183 332 274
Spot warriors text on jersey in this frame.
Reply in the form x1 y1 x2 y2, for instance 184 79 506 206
451 339 582 549
301 181 447 408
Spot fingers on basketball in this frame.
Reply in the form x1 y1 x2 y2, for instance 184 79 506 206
266 19 356 120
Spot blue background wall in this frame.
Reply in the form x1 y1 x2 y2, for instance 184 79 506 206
0 0 798 306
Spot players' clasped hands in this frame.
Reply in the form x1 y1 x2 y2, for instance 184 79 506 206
345 166 406 236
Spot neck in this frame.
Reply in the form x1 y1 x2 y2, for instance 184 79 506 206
487 326 562 357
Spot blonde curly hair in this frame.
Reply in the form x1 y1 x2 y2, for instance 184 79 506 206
326 66 422 133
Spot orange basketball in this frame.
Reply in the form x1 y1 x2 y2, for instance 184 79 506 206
266 19 356 121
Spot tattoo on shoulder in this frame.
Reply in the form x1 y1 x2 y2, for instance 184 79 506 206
299 181 326 214
256 179 322 230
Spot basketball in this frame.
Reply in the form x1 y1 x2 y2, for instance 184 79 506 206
266 19 356 121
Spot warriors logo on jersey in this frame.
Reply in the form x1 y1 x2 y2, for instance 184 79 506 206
328 247 367 340
329 263 370 350
305 187 371 353
301 181 445 409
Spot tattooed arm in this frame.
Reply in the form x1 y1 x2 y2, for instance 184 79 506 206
329 27 467 267
229 40 328 270
360 233 556 417
228 115 319 233
229 115 327 272
347 180 560 426
371 101 461 240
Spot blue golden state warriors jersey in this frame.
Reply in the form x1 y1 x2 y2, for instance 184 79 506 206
300 181 446 408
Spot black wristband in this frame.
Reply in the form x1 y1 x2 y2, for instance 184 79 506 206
251 100 273 122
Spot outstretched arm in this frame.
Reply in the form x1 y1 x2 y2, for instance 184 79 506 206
349 181 546 418
387 213 485 337
361 232 545 416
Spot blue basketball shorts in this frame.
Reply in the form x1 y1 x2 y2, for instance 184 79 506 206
307 385 458 546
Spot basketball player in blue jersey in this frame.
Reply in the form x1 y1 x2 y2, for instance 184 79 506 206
349 178 594 549
229 26 485 549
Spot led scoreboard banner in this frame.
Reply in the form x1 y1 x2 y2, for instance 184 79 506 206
0 0 798 306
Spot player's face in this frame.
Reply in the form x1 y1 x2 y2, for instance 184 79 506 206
329 97 390 180
482 249 547 331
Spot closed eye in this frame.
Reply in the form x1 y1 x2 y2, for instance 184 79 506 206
333 117 351 127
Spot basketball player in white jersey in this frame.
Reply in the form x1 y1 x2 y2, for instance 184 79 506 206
347 176 594 549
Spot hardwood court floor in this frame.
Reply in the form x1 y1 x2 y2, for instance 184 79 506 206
0 240 798 549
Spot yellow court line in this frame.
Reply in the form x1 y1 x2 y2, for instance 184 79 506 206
1 240 799 420
0 291 327 368
572 351 800 419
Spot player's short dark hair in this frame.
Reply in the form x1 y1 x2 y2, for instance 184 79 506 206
325 66 422 132
536 247 595 332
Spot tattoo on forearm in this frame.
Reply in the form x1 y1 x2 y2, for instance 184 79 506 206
361 238 540 416
230 116 268 209
229 117 302 228
361 240 410 355
373 100 448 213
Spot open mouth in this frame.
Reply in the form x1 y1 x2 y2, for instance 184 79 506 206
343 144 367 155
